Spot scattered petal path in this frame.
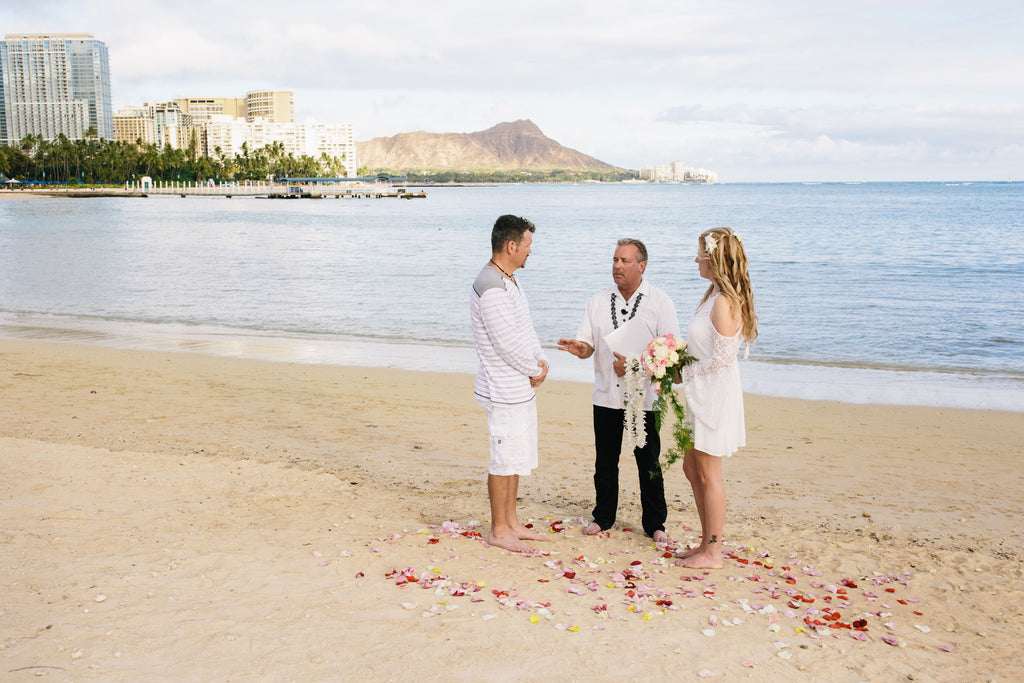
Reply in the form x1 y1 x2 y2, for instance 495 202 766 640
330 518 953 662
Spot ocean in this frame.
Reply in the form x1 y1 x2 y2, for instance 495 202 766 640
1 182 1022 411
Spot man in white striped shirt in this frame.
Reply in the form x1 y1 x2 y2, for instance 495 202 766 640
471 215 549 553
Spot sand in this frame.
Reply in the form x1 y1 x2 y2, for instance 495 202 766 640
1 339 1022 681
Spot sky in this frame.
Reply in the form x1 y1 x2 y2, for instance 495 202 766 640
4 0 1023 181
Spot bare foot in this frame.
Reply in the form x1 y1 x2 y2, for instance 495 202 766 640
515 524 547 541
583 522 604 536
652 530 670 545
680 550 723 569
673 545 701 559
486 529 534 553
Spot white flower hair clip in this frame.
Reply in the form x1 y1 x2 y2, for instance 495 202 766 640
734 232 743 243
704 234 718 256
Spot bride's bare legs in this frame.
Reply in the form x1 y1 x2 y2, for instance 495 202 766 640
679 450 725 569
675 450 705 558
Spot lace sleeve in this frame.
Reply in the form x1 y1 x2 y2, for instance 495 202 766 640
677 330 742 429
682 331 742 380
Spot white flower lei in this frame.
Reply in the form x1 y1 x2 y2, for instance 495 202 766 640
622 353 647 450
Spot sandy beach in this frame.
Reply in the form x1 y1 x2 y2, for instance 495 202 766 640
1 339 1021 681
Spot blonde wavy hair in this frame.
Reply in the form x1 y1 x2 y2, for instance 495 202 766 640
698 227 758 343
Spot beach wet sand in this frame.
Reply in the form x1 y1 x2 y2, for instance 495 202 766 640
2 339 1021 680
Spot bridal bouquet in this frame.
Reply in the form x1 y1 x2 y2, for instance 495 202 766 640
623 334 696 470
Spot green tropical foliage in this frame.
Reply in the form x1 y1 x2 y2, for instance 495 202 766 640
0 132 349 184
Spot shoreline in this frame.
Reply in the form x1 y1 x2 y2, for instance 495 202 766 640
1 338 1021 679
2 312 1022 412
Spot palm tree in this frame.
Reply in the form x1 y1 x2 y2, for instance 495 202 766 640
141 143 160 177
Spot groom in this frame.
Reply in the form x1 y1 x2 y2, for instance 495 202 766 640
558 238 679 543
471 215 550 552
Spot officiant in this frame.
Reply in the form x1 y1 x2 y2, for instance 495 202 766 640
557 238 680 543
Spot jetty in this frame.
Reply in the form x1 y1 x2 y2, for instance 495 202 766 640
2 176 426 199
131 179 425 199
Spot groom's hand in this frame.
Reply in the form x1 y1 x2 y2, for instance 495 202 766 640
530 361 549 387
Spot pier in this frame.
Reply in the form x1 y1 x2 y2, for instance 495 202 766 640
127 180 425 199
4 179 425 199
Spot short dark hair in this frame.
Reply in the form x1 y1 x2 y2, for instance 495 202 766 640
617 238 648 263
491 214 536 253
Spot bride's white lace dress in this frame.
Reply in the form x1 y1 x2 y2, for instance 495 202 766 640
677 292 746 457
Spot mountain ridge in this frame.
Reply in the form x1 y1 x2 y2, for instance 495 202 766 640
355 119 623 172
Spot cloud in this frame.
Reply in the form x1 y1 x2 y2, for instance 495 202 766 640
3 0 1023 180
657 102 1024 151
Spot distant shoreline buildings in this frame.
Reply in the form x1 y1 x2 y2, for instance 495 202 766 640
114 91 357 177
0 32 357 178
639 160 717 183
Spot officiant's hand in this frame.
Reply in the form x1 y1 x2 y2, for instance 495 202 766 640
557 338 594 359
530 361 549 388
613 352 627 377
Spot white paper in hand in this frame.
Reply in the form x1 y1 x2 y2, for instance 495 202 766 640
603 318 652 356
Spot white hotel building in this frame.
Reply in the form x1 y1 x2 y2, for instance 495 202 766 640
204 115 356 176
639 160 718 183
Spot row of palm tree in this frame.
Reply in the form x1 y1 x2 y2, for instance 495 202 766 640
0 129 351 185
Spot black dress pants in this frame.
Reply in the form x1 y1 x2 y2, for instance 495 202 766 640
591 405 667 537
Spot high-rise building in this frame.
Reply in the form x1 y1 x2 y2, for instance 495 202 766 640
174 90 293 126
173 96 246 126
114 101 199 151
113 104 158 145
0 33 114 145
244 90 293 123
